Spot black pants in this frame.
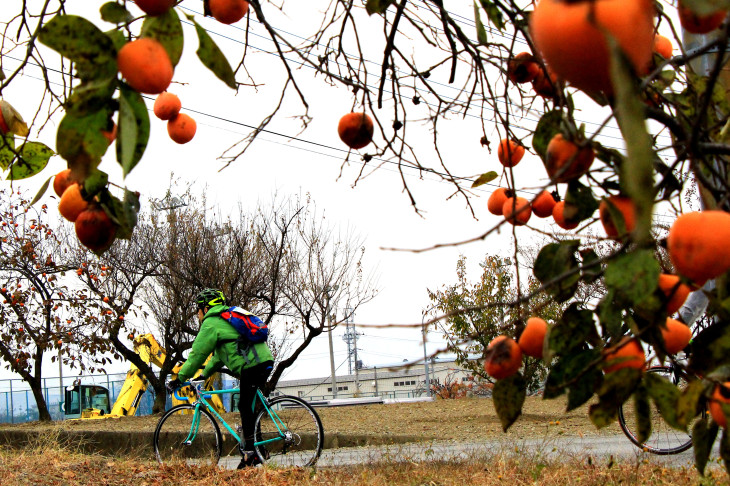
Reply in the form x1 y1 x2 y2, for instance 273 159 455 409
238 360 273 450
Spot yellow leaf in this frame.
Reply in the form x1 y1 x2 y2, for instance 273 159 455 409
0 99 29 137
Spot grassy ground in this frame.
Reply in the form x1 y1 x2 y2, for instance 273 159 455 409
3 396 623 440
0 396 725 485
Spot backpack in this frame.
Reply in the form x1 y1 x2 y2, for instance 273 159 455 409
220 306 269 344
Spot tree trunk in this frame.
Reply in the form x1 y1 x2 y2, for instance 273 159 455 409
152 387 167 414
30 380 51 422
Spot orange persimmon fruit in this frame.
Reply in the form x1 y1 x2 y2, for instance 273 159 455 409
667 211 730 285
117 38 174 95
518 317 548 359
530 0 654 94
603 337 645 374
338 112 374 150
484 336 523 380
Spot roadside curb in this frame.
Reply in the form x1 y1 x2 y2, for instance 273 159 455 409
0 429 428 456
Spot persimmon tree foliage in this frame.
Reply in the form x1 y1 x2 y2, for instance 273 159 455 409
3 0 730 474
428 255 560 394
0 189 116 421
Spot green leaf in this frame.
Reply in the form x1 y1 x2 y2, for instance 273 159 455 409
632 382 652 445
677 380 705 429
692 417 718 475
493 373 526 431
100 2 133 24
0 134 16 170
116 85 150 177
688 319 730 375
64 78 117 115
564 180 598 223
56 107 113 174
38 15 117 81
532 110 563 161
604 249 660 307
589 367 642 428
579 249 601 283
105 29 127 51
548 304 599 357
608 35 654 244
365 0 395 15
594 144 624 168
472 171 497 188
122 188 141 237
99 189 139 240
543 348 601 401
645 370 682 430
534 240 580 302
598 290 623 341
473 2 488 45
141 8 184 66
567 369 602 412
479 0 504 30
30 176 53 206
8 142 55 180
588 402 616 429
654 70 676 90
191 17 236 89
83 169 109 197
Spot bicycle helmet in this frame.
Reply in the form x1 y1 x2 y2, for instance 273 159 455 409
196 288 226 310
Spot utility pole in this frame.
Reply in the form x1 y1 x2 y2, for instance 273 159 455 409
341 308 362 394
325 286 338 398
422 305 437 398
327 315 337 398
342 309 355 374
353 313 360 395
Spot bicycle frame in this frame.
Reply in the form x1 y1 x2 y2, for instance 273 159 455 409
174 383 289 449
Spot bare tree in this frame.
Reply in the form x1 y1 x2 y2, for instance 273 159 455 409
261 195 379 389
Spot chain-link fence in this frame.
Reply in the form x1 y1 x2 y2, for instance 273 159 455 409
0 373 239 424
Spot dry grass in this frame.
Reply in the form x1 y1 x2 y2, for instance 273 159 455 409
0 440 721 486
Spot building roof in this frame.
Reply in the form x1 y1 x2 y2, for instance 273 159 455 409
277 358 465 388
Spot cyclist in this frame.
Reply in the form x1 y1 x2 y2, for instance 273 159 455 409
166 288 274 469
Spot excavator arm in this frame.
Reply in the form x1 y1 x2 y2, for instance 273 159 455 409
109 333 226 416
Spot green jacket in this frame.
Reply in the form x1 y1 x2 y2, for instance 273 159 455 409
177 304 273 382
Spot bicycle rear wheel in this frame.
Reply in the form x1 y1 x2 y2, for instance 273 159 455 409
618 366 698 455
154 404 222 466
254 395 324 467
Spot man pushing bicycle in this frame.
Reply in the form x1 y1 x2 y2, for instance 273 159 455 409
166 288 274 469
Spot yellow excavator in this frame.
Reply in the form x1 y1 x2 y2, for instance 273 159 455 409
61 333 226 419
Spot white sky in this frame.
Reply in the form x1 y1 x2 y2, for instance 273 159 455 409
0 0 688 387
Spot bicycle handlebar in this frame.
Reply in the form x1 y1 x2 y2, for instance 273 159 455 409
172 382 192 401
171 379 213 401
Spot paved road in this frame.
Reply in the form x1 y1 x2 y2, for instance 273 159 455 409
219 433 711 469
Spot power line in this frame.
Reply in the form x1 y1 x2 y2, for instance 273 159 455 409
4 58 540 198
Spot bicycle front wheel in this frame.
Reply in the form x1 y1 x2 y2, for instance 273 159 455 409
254 396 324 467
154 404 222 466
618 366 698 455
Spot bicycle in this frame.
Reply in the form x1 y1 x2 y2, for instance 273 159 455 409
617 365 705 455
153 380 324 467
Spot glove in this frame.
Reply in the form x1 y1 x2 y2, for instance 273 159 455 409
166 378 181 394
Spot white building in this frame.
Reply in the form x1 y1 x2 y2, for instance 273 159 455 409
273 358 478 400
